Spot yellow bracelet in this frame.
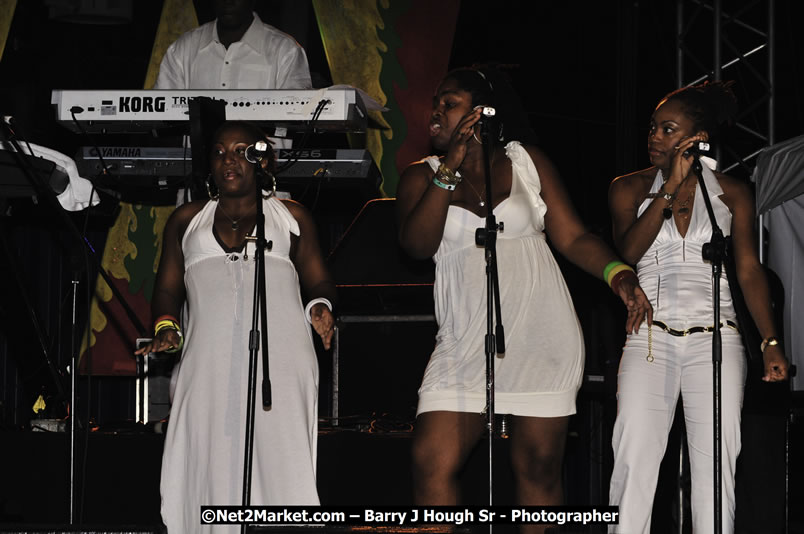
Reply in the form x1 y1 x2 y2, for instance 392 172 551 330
154 319 180 334
154 320 184 353
606 264 634 287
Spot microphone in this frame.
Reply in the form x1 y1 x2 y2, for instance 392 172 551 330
683 141 711 158
474 105 496 120
245 141 270 164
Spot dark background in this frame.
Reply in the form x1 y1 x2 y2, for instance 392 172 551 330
0 0 802 531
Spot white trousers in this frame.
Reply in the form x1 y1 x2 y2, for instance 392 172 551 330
608 327 746 534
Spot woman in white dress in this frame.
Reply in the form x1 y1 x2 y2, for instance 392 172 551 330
136 121 335 533
607 82 789 533
396 66 652 533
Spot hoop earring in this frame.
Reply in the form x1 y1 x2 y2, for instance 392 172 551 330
262 173 277 199
206 175 219 200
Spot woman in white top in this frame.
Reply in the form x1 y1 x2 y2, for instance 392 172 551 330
396 66 652 534
136 121 334 533
607 81 789 533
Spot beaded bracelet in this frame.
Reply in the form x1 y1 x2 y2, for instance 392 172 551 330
432 162 462 191
436 162 461 183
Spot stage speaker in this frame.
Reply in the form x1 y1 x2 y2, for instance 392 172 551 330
329 320 436 423
323 199 436 424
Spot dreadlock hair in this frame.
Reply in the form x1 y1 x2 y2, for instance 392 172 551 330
657 81 738 144
444 64 538 146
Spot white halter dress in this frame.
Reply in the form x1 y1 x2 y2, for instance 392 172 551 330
161 197 320 534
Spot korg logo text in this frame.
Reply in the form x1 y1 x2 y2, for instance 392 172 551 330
119 96 166 113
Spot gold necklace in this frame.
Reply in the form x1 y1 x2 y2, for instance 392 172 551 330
464 179 486 207
675 183 696 218
462 149 496 207
216 202 242 230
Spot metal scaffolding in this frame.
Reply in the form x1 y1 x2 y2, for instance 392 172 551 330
676 0 775 176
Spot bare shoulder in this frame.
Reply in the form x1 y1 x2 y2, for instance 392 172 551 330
513 144 561 185
280 197 309 217
610 167 657 199
168 200 206 229
518 143 553 169
611 167 656 189
397 157 439 203
519 143 546 159
714 171 753 211
400 158 437 182
280 198 315 226
160 200 206 248
715 171 751 196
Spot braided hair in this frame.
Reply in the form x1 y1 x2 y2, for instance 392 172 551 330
658 81 738 143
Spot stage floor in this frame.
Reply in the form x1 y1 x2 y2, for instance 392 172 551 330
1 410 802 533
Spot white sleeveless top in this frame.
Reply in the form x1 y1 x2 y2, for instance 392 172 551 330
417 141 584 417
635 165 737 328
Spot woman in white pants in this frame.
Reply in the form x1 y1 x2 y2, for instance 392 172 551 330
607 81 789 533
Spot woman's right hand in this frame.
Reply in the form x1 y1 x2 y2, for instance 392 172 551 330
666 132 709 191
134 329 181 356
443 106 483 170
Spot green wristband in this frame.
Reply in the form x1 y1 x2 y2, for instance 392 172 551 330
432 176 457 191
603 261 624 282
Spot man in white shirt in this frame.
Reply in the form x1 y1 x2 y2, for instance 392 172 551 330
155 0 311 202
154 0 312 90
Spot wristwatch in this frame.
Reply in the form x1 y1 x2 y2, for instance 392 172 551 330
760 336 780 353
658 185 675 201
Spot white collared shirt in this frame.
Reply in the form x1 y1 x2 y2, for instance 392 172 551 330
154 12 312 90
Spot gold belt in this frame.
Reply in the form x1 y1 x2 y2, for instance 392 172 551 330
646 320 740 362
652 320 740 337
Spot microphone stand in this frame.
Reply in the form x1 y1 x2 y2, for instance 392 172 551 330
473 118 506 512
240 164 273 533
693 156 725 534
0 119 147 527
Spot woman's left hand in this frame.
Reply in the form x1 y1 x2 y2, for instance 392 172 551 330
310 303 335 350
762 345 789 382
616 276 653 334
